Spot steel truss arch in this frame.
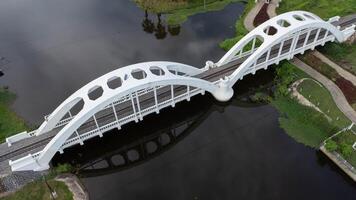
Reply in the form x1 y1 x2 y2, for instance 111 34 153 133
217 11 355 86
11 61 223 171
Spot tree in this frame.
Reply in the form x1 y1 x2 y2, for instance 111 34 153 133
168 24 181 36
154 13 167 39
142 10 155 34
325 140 338 152
340 143 353 158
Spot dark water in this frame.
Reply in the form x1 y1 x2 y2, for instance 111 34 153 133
0 0 355 199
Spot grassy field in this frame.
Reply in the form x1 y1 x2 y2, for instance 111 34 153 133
297 79 351 128
270 62 341 148
277 0 356 19
0 88 28 143
217 1 348 148
300 53 356 110
1 179 73 200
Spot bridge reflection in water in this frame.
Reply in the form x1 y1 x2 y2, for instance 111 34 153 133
52 83 268 178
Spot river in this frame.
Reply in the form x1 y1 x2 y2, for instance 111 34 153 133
0 0 355 199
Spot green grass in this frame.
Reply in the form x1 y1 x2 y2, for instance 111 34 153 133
277 0 356 19
330 130 356 167
0 88 29 143
219 0 254 51
271 62 340 148
273 97 338 147
318 43 356 76
1 179 73 200
297 79 351 128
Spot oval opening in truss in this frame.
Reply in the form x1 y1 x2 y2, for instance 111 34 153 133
277 19 291 27
303 13 315 20
263 26 278 36
293 14 305 21
69 98 85 116
149 66 165 76
131 69 147 80
107 76 122 89
168 70 187 76
88 85 104 100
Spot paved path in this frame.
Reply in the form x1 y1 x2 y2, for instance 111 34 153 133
313 51 356 86
243 1 264 31
249 0 356 123
267 0 279 17
292 58 356 123
244 0 280 32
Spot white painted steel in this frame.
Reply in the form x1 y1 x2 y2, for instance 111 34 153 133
9 11 355 172
217 11 355 87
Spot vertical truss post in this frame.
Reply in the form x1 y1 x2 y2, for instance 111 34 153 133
302 29 311 54
68 111 72 118
251 37 256 53
111 103 120 130
187 85 190 101
75 130 83 145
322 30 329 45
289 31 300 59
265 48 271 69
312 28 321 50
135 91 143 120
276 40 284 65
153 86 159 114
130 93 139 122
93 114 102 137
171 85 175 107
253 60 257 74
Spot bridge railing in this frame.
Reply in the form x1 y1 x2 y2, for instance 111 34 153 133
59 85 206 150
9 151 43 172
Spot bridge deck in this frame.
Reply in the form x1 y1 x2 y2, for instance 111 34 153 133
0 16 355 174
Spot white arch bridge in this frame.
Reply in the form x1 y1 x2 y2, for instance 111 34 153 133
2 11 355 172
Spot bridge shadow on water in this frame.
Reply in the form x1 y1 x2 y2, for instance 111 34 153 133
52 67 277 177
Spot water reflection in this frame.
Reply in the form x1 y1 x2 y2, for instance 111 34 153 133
52 66 275 177
0 0 243 124
53 94 267 178
142 11 181 39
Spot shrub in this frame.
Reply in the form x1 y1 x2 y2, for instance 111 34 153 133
339 143 353 158
325 139 338 152
56 163 73 173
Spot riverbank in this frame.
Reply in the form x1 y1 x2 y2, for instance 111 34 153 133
134 0 245 25
321 145 356 182
55 174 89 200
0 179 73 200
219 0 255 51
0 88 29 143
0 165 86 200
218 1 341 148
